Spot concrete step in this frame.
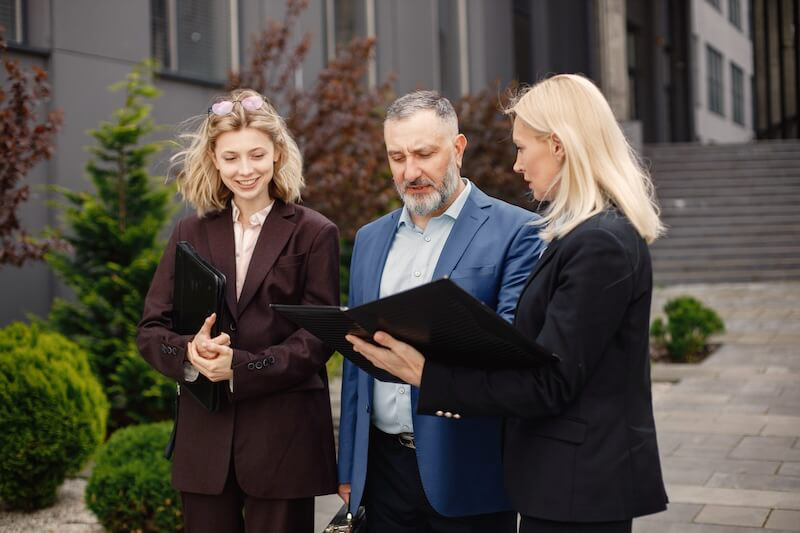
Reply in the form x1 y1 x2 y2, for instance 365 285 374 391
651 169 800 182
653 234 800 249
658 194 800 208
653 185 800 198
653 268 800 284
653 167 800 179
660 203 800 217
653 256 800 271
643 140 800 157
652 244 800 258
649 159 800 171
663 213 799 226
659 223 800 237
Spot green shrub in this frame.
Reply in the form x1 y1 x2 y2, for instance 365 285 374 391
86 421 182 532
650 296 725 363
46 64 175 430
0 322 108 511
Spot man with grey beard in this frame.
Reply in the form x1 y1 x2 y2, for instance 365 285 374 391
337 90 545 532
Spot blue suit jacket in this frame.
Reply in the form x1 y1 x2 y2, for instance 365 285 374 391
337 184 545 517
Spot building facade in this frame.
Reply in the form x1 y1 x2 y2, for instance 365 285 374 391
0 0 770 325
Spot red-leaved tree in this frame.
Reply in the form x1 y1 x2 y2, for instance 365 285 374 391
228 0 396 241
0 32 63 267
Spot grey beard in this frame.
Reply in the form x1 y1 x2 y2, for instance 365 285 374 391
399 161 461 217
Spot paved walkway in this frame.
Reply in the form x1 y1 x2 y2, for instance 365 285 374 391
2 282 797 532
636 282 800 532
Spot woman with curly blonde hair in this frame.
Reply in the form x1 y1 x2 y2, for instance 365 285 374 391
138 89 339 533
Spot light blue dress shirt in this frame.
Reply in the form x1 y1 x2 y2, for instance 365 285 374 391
372 179 472 435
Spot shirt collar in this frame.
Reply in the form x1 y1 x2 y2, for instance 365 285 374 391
398 178 472 228
231 200 274 227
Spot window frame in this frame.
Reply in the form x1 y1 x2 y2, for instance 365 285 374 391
706 44 725 116
731 61 745 125
151 0 239 85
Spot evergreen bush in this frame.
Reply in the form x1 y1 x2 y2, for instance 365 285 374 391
46 63 175 430
651 296 725 363
0 322 107 511
85 421 182 532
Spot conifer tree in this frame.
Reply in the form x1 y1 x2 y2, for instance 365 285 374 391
47 64 174 429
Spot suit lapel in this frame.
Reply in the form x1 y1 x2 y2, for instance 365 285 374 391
519 237 560 296
205 205 238 319
362 209 401 304
236 200 296 317
432 189 489 279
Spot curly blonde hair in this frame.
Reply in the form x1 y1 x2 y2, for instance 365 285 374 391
172 88 304 216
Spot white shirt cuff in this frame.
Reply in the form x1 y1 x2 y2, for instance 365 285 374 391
183 362 200 382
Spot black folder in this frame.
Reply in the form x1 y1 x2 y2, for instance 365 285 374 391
271 278 558 383
172 241 226 411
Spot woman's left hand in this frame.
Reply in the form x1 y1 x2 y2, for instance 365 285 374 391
188 340 234 382
346 331 425 387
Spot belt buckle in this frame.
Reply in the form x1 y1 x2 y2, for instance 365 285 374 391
397 432 416 449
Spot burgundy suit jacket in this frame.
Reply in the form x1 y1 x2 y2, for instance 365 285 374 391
137 200 339 498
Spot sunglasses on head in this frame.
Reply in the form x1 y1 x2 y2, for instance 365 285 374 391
208 94 265 116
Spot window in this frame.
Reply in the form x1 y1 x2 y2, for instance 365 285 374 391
706 44 724 115
627 26 639 120
728 0 742 29
0 0 22 44
151 0 235 82
731 62 745 125
512 0 532 84
326 0 375 87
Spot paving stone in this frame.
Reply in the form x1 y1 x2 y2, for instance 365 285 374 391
694 504 769 527
779 463 800 476
667 483 800 510
730 438 800 462
635 519 798 532
634 502 703 523
663 468 714 485
765 509 800 531
706 472 800 492
662 456 781 475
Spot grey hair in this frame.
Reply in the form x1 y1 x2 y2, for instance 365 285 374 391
385 90 459 135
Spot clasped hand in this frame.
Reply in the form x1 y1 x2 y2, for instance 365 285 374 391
187 313 233 382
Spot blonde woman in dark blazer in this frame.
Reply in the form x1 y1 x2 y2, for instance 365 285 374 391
347 74 669 532
138 89 339 533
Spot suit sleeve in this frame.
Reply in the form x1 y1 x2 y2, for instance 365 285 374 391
337 232 362 484
495 215 546 322
418 227 634 418
136 219 194 382
228 222 341 401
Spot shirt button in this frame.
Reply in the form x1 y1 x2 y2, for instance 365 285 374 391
414 271 421 277
399 388 405 395
424 236 431 242
402 425 410 431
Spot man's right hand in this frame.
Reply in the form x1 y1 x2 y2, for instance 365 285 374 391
337 483 351 504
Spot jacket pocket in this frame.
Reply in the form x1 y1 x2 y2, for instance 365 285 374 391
275 253 306 268
450 264 496 279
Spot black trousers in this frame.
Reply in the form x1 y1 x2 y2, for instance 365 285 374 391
180 457 314 533
519 515 632 533
364 425 517 533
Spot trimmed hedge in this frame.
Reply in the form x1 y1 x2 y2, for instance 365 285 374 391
86 421 182 532
0 322 108 511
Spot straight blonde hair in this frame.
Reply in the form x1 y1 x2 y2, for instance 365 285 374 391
508 74 664 243
172 88 304 216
